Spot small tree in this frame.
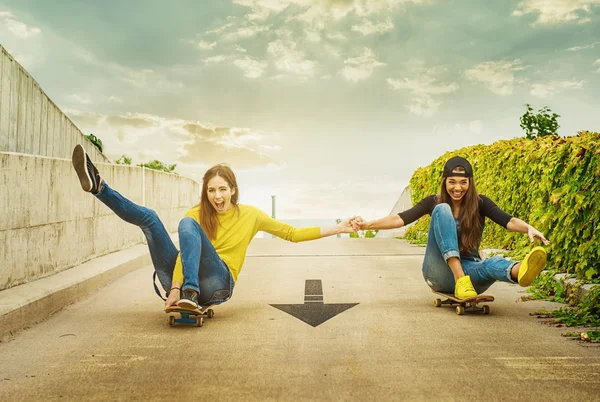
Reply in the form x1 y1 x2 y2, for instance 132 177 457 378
519 104 560 139
86 134 103 153
138 160 177 174
115 155 132 165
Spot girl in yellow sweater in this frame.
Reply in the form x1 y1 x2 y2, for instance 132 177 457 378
72 145 357 310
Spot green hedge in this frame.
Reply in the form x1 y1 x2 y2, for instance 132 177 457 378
403 131 600 281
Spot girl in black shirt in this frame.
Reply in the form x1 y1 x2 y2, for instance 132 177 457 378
352 156 550 299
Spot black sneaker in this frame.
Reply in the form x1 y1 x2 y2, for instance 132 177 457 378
178 288 199 310
72 144 101 194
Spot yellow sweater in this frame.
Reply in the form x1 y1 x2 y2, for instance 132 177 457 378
172 204 322 284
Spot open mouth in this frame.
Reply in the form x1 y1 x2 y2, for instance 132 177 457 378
215 201 225 209
451 191 463 198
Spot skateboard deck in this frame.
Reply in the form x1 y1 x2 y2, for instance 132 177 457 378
432 290 494 315
165 305 215 327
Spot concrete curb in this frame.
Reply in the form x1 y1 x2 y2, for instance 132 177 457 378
0 234 178 341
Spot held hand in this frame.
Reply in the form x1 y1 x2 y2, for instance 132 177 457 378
165 288 180 309
528 227 550 245
338 218 359 234
350 216 366 231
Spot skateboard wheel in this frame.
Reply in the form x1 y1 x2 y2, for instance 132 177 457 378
434 299 442 307
195 317 204 327
169 316 175 327
482 305 490 315
456 306 465 315
207 309 214 318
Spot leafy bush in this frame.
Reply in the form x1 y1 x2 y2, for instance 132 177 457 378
86 134 103 153
115 155 132 165
404 131 600 281
138 160 177 174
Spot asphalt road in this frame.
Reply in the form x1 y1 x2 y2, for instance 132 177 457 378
1 238 598 401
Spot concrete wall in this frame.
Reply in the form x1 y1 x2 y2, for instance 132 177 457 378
0 45 108 163
375 185 412 238
0 152 200 291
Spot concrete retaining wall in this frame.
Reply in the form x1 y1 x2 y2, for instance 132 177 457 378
0 152 199 291
0 45 108 163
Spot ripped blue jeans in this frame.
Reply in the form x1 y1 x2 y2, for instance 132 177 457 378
95 182 234 306
422 203 518 294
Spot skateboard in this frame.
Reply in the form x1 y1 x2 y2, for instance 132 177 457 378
432 291 494 315
165 305 215 327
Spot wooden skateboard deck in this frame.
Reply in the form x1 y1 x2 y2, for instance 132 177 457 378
432 290 494 315
165 305 215 327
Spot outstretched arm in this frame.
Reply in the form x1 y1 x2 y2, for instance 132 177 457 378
506 217 550 245
258 210 358 242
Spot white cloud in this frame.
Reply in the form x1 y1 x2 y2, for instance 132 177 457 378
594 59 600 72
233 56 268 78
204 55 231 64
566 41 600 51
387 75 459 117
225 24 271 40
202 53 267 78
0 11 41 39
464 60 529 96
67 109 282 171
233 0 294 21
196 40 217 50
267 39 316 77
512 0 600 25
304 29 321 42
275 28 293 37
530 80 584 98
179 123 280 168
324 44 341 58
351 18 394 35
327 32 347 40
205 20 236 35
68 94 91 104
385 60 458 117
235 44 248 53
109 96 124 103
234 0 426 34
341 48 385 82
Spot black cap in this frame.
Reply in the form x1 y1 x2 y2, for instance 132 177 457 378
443 156 473 177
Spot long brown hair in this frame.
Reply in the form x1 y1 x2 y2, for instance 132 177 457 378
437 166 482 253
197 164 240 240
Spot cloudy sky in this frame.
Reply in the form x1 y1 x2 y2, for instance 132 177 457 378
1 0 599 220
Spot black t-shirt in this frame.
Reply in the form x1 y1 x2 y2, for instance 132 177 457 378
398 194 513 260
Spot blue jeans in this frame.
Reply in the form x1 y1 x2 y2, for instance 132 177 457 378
95 182 234 306
422 203 517 294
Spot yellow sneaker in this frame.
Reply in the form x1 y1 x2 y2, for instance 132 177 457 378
518 246 547 287
455 275 477 299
